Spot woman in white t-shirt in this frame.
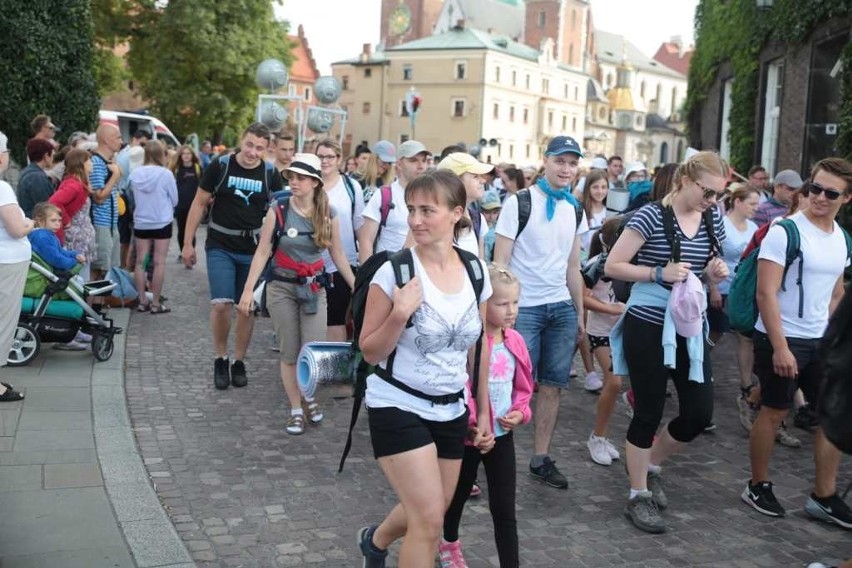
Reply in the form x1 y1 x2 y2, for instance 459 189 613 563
357 170 494 567
0 132 35 402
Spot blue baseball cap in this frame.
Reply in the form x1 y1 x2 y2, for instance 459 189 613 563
545 136 584 158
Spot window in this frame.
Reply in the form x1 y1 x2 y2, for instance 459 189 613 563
400 100 410 117
660 141 669 164
364 68 372 78
509 106 515 122
635 116 643 128
403 65 413 80
547 110 554 128
512 70 517 86
656 83 663 106
303 87 312 101
526 143 530 158
362 102 371 114
572 116 577 131
564 84 569 99
493 103 499 120
598 107 606 120
760 60 784 176
525 74 530 89
571 9 577 29
495 66 501 83
455 61 467 80
606 73 613 88
542 78 550 94
561 115 567 131
288 84 297 96
574 85 579 101
671 87 678 117
538 10 546 28
569 45 574 65
523 108 529 124
640 80 646 98
452 99 466 117
719 78 734 160
509 144 514 159
342 76 350 90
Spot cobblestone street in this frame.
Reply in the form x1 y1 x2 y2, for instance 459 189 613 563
123 233 851 567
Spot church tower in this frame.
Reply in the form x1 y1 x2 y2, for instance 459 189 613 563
524 0 590 68
380 0 445 48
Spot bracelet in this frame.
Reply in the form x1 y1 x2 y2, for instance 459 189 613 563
655 266 664 285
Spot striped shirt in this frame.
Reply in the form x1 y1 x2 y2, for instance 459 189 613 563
625 203 726 325
90 154 118 227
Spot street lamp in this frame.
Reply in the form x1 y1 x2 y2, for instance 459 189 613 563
756 0 774 9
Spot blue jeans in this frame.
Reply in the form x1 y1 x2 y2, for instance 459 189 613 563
514 300 578 389
206 247 255 302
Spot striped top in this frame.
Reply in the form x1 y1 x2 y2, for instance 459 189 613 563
90 154 118 227
625 203 726 325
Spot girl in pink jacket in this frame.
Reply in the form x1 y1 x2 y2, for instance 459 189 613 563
439 264 534 568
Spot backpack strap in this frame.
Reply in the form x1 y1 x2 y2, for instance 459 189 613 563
374 185 394 250
455 246 485 399
384 248 415 379
515 188 531 239
213 155 231 196
702 208 721 259
468 203 482 240
659 204 682 263
341 174 360 254
777 219 804 317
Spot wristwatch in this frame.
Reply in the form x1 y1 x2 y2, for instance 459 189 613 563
655 266 664 285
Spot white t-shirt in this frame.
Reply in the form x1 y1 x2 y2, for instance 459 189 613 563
586 258 623 337
580 207 606 252
321 175 365 272
455 213 487 257
755 212 849 339
494 186 588 307
718 216 758 294
366 247 493 421
0 181 32 263
363 179 408 254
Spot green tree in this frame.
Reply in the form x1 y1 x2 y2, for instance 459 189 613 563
0 2 100 165
127 0 293 143
90 0 138 96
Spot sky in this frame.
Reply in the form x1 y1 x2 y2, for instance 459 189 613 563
275 0 699 75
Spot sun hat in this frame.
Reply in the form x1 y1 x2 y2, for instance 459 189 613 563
480 189 502 210
372 140 396 163
670 271 707 338
437 152 494 176
284 153 323 184
623 161 648 183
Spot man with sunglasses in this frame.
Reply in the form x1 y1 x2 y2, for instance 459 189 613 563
744 158 852 529
752 170 803 227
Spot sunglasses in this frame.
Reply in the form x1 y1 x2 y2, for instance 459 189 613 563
808 182 844 201
695 181 726 201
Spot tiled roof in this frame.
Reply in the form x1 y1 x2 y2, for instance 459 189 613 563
288 25 319 83
387 26 542 63
652 42 693 76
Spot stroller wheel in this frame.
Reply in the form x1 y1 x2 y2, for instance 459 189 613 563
7 323 40 367
91 334 115 362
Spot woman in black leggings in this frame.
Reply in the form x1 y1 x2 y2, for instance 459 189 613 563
605 151 730 534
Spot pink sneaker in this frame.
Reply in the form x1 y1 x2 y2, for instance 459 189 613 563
438 539 469 568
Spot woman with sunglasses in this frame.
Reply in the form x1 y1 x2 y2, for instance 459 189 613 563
605 151 729 534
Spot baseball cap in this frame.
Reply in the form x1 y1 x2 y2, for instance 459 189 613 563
544 136 584 158
774 169 803 189
372 140 396 163
480 189 502 210
437 152 494 176
398 140 429 159
590 157 608 170
670 272 707 338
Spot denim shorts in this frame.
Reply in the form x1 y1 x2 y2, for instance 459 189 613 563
514 300 578 388
205 247 255 303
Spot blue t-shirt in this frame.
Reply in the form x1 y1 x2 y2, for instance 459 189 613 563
90 154 118 228
489 341 516 437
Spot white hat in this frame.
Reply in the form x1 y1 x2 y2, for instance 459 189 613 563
284 153 323 184
623 161 647 183
590 157 608 170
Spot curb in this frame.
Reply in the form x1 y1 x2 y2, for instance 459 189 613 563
92 308 195 568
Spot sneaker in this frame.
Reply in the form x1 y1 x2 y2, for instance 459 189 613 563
214 357 230 390
647 470 668 510
702 422 717 433
584 371 603 393
54 341 87 351
357 525 387 568
230 360 248 388
741 480 786 517
437 539 469 568
604 438 621 461
737 394 757 433
804 493 852 529
622 390 635 419
74 331 93 343
587 434 613 466
775 423 801 448
625 491 666 533
529 457 568 489
794 404 820 431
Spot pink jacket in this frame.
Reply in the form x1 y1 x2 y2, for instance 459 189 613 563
466 328 534 440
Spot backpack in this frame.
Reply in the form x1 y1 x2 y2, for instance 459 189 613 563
372 185 394 249
515 188 584 240
610 202 720 303
727 219 852 334
212 154 276 196
818 286 852 454
339 246 486 472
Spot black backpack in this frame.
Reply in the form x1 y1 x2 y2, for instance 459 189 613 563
515 188 584 239
818 286 852 454
339 246 486 472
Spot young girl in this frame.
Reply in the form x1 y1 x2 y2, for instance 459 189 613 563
584 218 626 466
28 203 86 272
439 264 533 568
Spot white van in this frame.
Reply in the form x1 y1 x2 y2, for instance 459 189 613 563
98 110 180 148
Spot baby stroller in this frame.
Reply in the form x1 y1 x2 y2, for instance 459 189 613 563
7 253 123 367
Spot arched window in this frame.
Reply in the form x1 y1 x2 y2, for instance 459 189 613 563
676 140 684 161
660 141 669 163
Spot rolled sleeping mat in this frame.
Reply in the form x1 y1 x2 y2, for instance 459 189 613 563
296 341 354 399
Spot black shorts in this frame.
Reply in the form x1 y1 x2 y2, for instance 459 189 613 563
326 270 352 326
368 406 469 460
753 330 822 410
118 214 133 244
133 224 173 240
587 334 610 351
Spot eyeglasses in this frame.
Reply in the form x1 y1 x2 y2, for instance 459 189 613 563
808 182 844 201
695 181 726 201
317 154 338 162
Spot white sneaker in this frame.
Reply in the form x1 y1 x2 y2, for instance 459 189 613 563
604 438 621 460
74 331 93 343
587 433 613 466
54 341 87 351
584 371 603 392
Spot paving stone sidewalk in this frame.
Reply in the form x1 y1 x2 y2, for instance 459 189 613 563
123 232 851 567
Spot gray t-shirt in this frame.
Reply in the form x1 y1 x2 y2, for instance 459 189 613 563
272 203 337 279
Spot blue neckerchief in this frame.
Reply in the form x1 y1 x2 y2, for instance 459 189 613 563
536 177 580 221
627 180 653 202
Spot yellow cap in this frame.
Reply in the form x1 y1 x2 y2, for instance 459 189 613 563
437 152 494 176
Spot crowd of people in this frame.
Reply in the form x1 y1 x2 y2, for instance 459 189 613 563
0 115 851 568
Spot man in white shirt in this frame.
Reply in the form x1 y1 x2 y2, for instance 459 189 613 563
358 140 429 262
493 135 588 490
743 157 852 529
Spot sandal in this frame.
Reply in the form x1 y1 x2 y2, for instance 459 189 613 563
0 387 24 402
1 382 14 391
136 304 150 313
303 401 324 425
150 305 172 314
285 415 305 435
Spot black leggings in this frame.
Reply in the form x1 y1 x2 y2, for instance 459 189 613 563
443 432 518 568
623 313 714 449
174 208 195 252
